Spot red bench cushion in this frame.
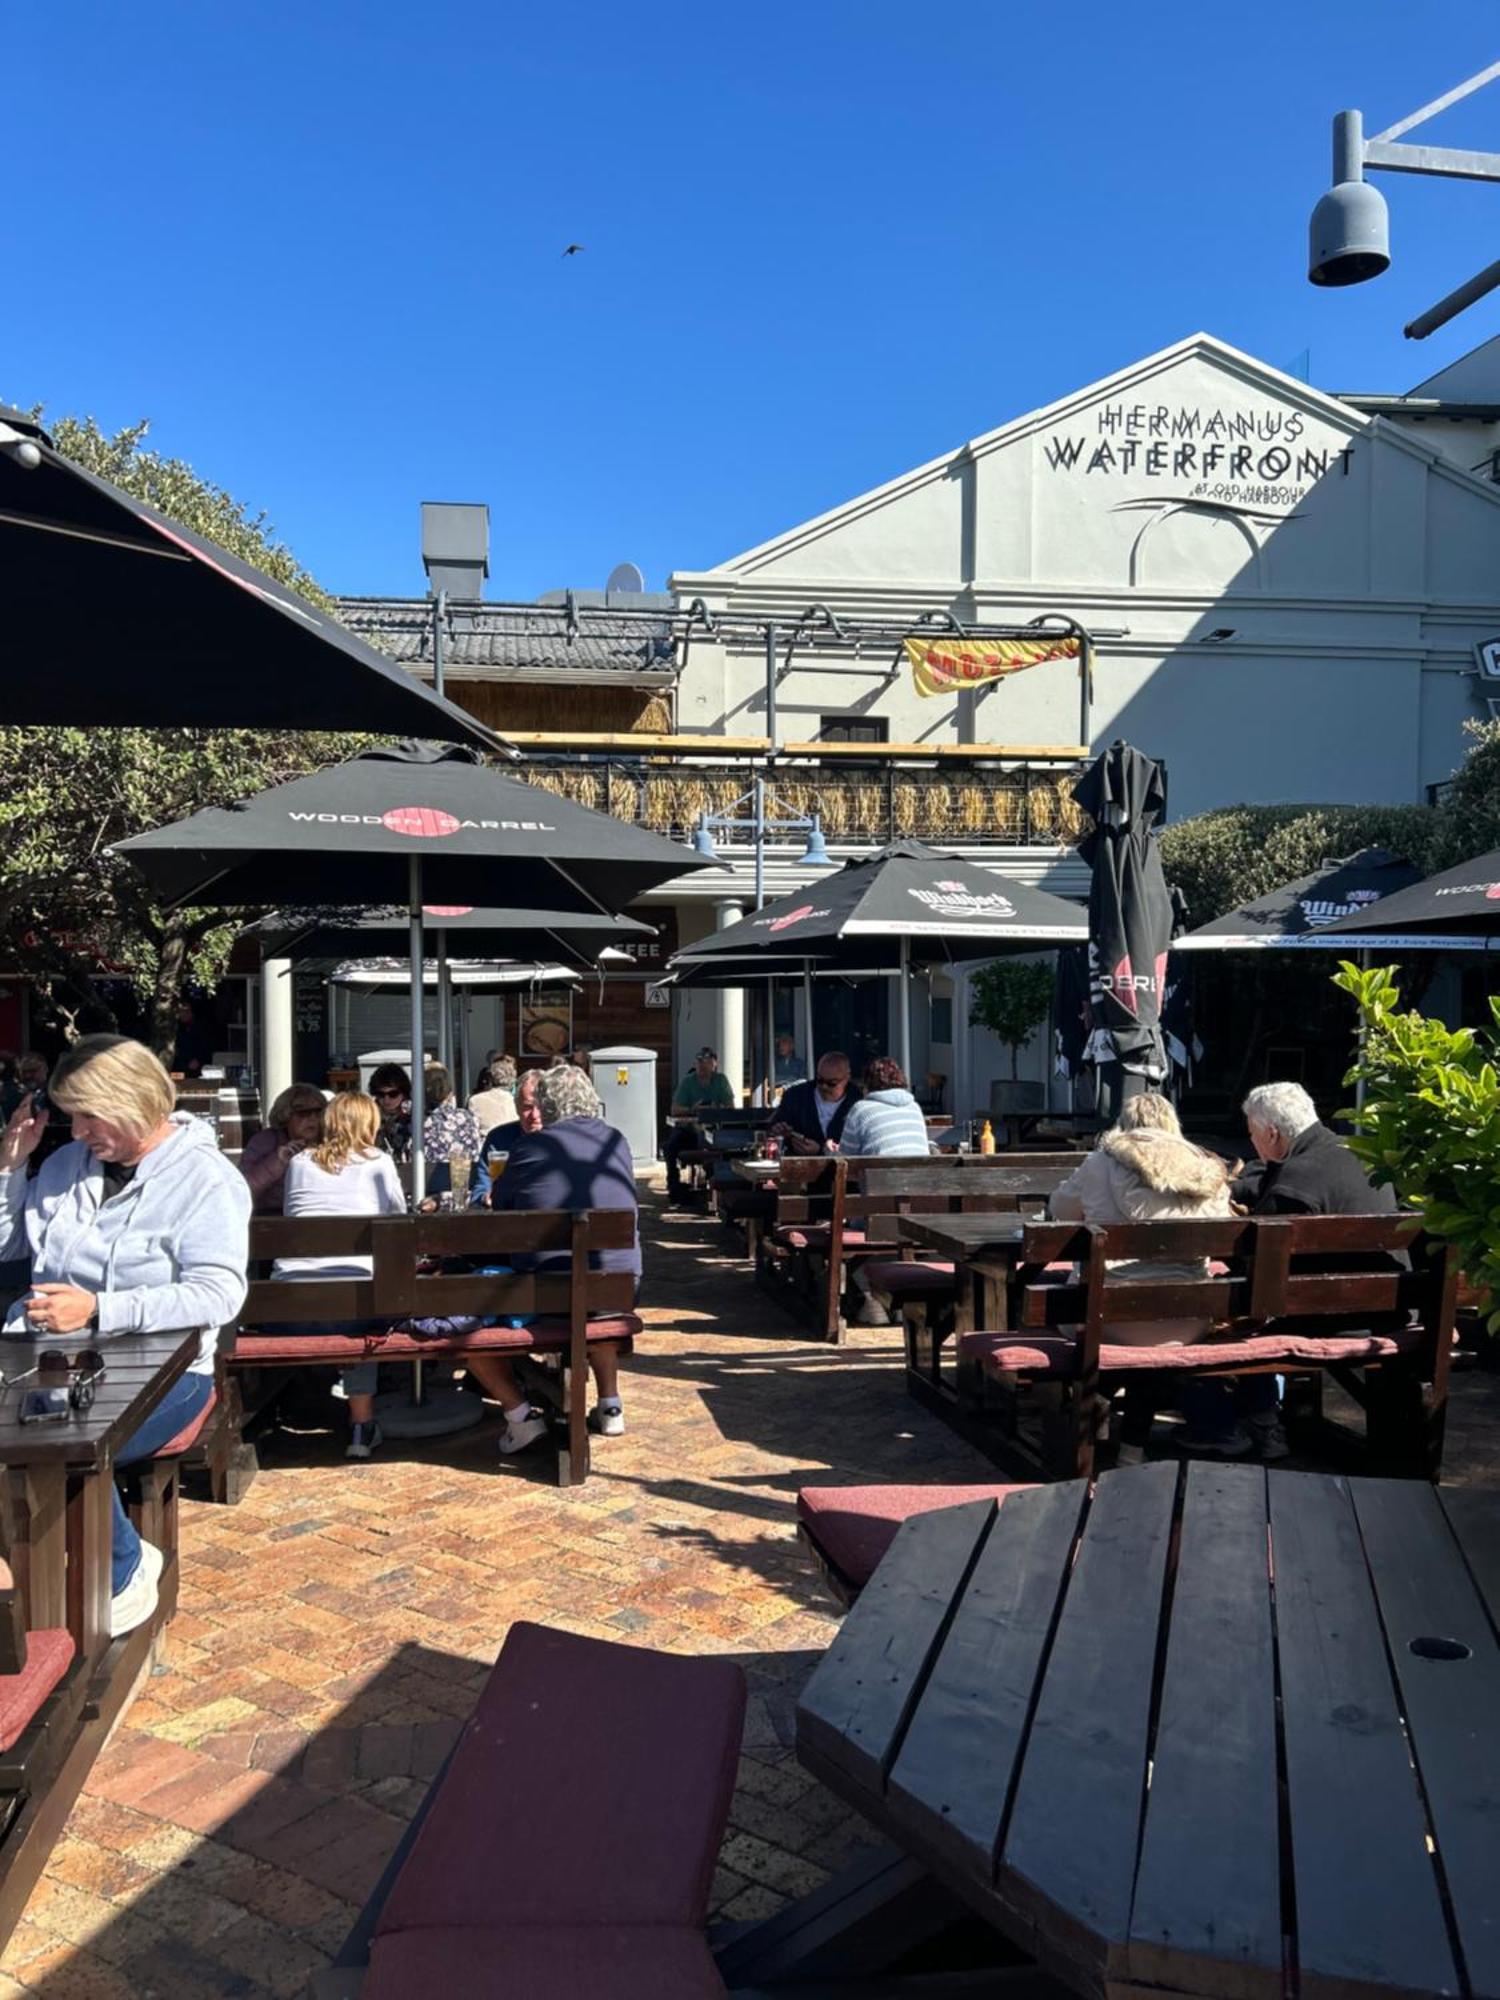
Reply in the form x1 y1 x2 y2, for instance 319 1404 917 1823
860 1260 958 1299
797 1483 1037 1594
233 1315 640 1364
960 1325 1420 1378
0 1628 74 1752
364 1923 726 1999
374 1621 745 1941
772 1226 866 1252
154 1389 217 1458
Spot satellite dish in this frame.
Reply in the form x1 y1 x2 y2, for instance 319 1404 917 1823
606 562 646 595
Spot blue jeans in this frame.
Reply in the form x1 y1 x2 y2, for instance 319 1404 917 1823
112 1369 214 1597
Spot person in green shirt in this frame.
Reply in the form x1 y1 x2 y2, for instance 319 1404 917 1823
665 1047 735 1205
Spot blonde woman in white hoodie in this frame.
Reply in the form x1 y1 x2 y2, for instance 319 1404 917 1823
0 1036 251 1637
1048 1093 1233 1462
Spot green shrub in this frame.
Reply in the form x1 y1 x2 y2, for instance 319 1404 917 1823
1333 959 1500 1326
968 960 1055 1080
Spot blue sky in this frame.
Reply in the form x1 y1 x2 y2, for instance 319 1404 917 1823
11 1 1500 598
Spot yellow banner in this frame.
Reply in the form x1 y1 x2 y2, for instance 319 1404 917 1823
904 633 1081 699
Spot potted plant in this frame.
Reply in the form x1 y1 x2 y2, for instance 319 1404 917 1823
969 960 1055 1116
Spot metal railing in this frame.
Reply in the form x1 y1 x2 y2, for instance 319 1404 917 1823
519 755 1087 847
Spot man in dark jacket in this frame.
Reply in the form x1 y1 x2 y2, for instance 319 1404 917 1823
1235 1081 1396 1215
463 1064 639 1456
769 1052 862 1156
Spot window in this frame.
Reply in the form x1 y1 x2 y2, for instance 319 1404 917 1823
819 716 888 744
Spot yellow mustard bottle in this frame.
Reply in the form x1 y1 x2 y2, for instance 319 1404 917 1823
979 1118 996 1154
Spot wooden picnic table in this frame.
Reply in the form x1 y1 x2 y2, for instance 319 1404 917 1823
798 1461 1500 2000
2 1328 200 1664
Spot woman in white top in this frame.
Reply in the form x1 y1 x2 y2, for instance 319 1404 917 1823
273 1091 406 1461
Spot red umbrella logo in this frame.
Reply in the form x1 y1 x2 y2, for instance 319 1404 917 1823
382 806 461 838
423 905 473 916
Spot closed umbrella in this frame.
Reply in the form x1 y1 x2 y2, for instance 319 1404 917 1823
0 408 499 747
116 741 710 1197
1073 742 1174 1117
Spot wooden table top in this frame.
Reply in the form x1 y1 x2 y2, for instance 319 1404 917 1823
0 1329 201 1468
798 1463 1500 2000
899 1212 1038 1256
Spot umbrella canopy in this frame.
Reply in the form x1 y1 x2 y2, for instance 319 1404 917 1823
1073 742 1174 1098
0 408 499 747
670 840 1087 969
1322 846 1500 939
115 740 712 915
253 904 655 971
1170 848 1482 950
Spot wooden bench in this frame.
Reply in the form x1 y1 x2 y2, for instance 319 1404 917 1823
796 1480 1038 1607
760 1153 1084 1343
0 1483 85 1951
309 1619 746 1999
214 1210 641 1493
962 1214 1457 1482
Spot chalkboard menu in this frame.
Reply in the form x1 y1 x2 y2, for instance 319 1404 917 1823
293 971 328 1084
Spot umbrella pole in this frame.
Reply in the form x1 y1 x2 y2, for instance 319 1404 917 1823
1354 947 1371 1119
897 936 912 1080
436 931 454 1078
408 862 427 1206
802 964 815 1074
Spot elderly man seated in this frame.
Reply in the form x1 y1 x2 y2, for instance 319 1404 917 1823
664 1047 735 1207
462 1064 641 1455
1181 1080 1397 1461
769 1051 861 1156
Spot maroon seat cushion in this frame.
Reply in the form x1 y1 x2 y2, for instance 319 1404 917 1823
772 1226 866 1252
153 1389 218 1458
0 1628 75 1752
364 1923 726 1999
374 1621 745 1940
860 1260 958 1299
233 1316 640 1364
797 1483 1037 1593
959 1325 1419 1378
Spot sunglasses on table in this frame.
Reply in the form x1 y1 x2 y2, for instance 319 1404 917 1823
8 1348 107 1423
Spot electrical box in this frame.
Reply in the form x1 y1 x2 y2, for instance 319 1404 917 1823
592 1045 658 1165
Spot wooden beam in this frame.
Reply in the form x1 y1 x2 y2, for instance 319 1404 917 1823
504 732 772 753
780 742 1089 761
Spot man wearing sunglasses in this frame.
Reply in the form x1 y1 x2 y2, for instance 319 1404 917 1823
768 1052 861 1157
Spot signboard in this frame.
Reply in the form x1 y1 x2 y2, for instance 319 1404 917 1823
520 988 573 1061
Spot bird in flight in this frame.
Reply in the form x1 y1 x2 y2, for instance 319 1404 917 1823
561 243 585 257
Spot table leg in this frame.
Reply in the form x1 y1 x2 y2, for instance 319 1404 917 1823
11 1466 67 1635
66 1468 113 1662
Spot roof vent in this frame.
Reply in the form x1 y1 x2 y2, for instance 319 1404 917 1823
421 502 490 601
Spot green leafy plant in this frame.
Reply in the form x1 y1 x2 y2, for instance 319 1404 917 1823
1333 959 1500 1326
968 960 1055 1080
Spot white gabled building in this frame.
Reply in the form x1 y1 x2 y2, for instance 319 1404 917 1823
664 332 1500 1110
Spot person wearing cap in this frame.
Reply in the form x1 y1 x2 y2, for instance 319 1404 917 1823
665 1048 735 1207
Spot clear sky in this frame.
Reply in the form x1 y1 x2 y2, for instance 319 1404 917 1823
10 1 1500 600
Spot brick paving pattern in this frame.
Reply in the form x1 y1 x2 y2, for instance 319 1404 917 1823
3 1186 1496 1996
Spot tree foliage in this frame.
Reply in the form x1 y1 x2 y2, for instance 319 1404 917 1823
1334 959 1500 1327
1157 720 1500 928
3 414 369 1053
968 960 1055 1079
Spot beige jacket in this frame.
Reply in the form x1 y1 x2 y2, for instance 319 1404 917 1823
1049 1127 1233 1344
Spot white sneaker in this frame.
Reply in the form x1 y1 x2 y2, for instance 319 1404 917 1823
854 1297 891 1327
589 1403 626 1438
345 1421 382 1460
498 1411 549 1455
110 1538 164 1639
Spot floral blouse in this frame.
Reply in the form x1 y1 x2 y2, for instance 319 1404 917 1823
422 1101 482 1168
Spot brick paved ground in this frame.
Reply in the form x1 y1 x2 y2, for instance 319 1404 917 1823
4 1187 1497 1997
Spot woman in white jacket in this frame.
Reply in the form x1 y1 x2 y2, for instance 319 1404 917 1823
1048 1093 1233 1462
0 1036 250 1637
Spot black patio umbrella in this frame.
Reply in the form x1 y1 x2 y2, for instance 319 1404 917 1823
116 741 710 1194
1169 849 1492 951
0 407 498 747
253 904 656 971
1322 846 1500 939
668 839 1087 1080
1072 742 1174 1116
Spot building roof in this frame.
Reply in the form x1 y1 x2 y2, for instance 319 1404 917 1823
337 596 679 686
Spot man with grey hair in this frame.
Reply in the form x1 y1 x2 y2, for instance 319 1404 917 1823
1237 1081 1394 1217
463 1063 641 1456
